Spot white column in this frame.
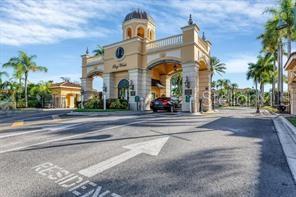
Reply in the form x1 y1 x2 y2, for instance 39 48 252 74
103 73 114 99
182 63 199 112
144 70 152 110
291 89 296 115
128 69 151 111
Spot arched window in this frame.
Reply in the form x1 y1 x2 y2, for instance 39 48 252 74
149 30 154 40
126 27 132 39
137 27 144 38
118 79 129 100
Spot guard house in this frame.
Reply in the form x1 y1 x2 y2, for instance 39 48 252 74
81 10 212 112
50 82 81 108
285 52 296 114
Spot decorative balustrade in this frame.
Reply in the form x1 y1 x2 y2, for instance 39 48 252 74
146 34 183 50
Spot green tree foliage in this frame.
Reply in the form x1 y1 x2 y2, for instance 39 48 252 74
171 72 182 97
3 51 48 107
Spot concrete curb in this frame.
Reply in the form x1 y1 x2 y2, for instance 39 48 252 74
273 115 296 184
67 111 152 116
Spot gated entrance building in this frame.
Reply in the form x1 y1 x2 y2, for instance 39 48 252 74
81 10 212 112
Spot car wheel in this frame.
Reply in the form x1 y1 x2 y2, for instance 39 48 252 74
153 109 158 112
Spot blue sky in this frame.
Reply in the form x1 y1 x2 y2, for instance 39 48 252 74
0 0 285 90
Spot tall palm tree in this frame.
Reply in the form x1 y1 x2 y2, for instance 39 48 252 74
93 45 104 56
3 51 47 108
258 17 280 106
210 57 226 85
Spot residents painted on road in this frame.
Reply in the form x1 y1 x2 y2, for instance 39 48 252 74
32 162 121 197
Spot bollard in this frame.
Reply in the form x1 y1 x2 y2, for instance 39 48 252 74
103 95 106 111
189 97 193 113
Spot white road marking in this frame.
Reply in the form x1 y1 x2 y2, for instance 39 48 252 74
0 124 79 139
78 137 169 177
32 162 121 196
0 119 156 154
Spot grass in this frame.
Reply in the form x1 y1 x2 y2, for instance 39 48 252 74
287 117 296 127
262 106 278 113
74 108 129 112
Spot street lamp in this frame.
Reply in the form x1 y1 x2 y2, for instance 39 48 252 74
276 18 288 31
276 16 288 108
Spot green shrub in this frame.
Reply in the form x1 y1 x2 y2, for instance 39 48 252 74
119 99 128 109
109 99 128 109
28 99 41 108
84 96 103 109
16 99 26 108
109 99 122 109
83 98 128 109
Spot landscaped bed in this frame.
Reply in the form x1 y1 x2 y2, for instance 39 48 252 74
75 108 129 112
287 117 296 127
262 106 278 113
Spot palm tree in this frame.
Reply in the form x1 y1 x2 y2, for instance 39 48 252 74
171 72 182 97
247 62 261 113
3 51 47 108
30 81 52 107
93 45 104 56
265 0 296 55
210 57 226 85
258 17 280 106
230 83 238 106
0 70 8 84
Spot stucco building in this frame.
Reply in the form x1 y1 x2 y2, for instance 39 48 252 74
50 82 81 108
81 10 212 112
285 52 296 114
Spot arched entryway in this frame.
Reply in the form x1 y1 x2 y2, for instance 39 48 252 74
85 71 103 99
118 79 129 100
147 59 182 111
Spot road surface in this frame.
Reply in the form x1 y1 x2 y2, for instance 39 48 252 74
0 108 295 196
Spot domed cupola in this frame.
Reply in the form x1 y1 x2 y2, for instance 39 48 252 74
122 10 156 41
124 10 154 23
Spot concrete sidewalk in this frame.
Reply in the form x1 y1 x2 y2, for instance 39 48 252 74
273 116 296 183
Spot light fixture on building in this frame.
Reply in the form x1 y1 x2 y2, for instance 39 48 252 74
103 83 107 92
129 80 135 90
173 64 177 71
185 76 190 88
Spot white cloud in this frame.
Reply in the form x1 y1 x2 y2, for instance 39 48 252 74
0 0 138 46
224 54 257 74
0 0 277 46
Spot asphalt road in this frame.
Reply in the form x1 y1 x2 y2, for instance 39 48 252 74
0 108 295 197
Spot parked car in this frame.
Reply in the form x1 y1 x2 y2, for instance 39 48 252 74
150 97 180 112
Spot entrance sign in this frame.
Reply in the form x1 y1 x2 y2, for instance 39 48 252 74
130 91 136 96
185 95 191 103
112 63 127 70
185 89 192 96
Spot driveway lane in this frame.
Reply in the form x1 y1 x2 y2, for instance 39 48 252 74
0 108 295 197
